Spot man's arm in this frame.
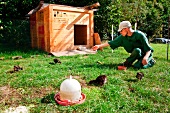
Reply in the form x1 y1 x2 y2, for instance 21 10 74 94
142 50 151 65
92 42 110 51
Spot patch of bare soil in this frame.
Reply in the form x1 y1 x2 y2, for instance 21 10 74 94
0 85 58 106
0 85 22 106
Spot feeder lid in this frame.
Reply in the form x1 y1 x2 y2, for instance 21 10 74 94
60 76 81 92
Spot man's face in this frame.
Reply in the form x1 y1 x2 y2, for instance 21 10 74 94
120 28 128 36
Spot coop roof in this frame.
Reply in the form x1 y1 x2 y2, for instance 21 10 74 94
26 2 49 17
26 2 99 17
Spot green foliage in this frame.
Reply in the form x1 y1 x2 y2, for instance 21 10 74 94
137 1 164 38
0 0 39 45
95 0 169 39
2 19 30 46
94 0 122 39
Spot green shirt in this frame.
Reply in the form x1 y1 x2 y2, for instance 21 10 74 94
108 30 154 54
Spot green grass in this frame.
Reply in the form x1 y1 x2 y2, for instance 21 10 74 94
0 43 170 113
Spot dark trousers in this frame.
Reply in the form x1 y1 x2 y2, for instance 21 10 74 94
126 48 154 69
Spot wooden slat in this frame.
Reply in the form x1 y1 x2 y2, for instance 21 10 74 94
93 33 103 51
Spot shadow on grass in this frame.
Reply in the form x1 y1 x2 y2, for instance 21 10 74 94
82 63 118 69
41 93 56 104
154 56 170 62
124 78 138 82
0 43 46 54
81 63 143 71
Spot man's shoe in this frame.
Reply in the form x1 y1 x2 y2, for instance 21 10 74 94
150 58 156 65
119 60 132 67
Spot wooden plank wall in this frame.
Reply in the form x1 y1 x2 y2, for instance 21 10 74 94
30 4 94 53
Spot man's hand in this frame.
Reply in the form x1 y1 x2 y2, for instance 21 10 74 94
142 57 148 65
92 45 100 51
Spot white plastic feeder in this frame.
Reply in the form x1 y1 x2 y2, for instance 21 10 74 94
59 76 81 101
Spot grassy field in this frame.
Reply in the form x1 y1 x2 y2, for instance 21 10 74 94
0 43 170 113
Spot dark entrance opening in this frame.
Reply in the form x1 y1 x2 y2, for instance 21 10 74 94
74 25 87 45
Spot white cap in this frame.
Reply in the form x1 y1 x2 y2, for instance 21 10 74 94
118 21 132 32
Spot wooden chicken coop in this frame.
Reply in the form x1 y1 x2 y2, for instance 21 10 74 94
29 2 98 53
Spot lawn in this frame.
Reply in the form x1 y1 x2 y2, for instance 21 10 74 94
0 43 170 113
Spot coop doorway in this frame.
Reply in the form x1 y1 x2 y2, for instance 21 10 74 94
74 25 87 45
